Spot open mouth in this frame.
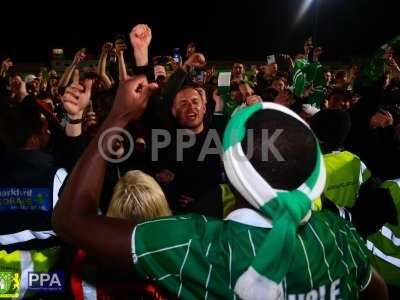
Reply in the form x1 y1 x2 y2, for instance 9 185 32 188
186 112 197 120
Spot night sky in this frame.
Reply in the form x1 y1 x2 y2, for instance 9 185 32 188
1 0 398 63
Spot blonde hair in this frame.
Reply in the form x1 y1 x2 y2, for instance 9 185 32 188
107 170 171 221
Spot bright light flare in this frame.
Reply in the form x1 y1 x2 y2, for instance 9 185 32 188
295 0 314 24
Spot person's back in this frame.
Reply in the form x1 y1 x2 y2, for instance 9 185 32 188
367 178 400 293
323 150 370 207
131 209 370 299
0 100 64 299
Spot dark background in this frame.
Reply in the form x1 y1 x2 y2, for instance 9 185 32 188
0 0 398 63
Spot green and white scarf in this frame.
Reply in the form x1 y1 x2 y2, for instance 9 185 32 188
222 102 326 300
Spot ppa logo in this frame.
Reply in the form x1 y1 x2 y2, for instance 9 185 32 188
28 272 64 292
0 272 20 298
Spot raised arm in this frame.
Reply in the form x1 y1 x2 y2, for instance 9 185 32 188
130 24 151 67
52 71 158 268
58 49 86 88
61 69 92 137
360 269 388 300
116 40 128 81
97 42 113 89
1 58 13 78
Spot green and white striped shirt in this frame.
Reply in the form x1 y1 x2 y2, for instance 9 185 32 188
131 209 371 299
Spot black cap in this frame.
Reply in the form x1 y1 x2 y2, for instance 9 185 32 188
310 109 352 153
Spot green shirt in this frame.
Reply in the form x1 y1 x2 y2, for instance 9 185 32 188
132 209 371 299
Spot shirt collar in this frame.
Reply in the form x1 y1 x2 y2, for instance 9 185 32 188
224 208 311 228
224 208 273 228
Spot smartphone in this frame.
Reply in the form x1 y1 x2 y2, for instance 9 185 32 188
172 48 181 63
196 71 205 83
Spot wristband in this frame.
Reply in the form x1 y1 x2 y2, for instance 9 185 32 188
68 117 83 124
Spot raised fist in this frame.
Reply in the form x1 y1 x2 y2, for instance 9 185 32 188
184 53 206 69
130 24 152 51
212 89 224 112
111 75 158 122
61 70 93 118
115 40 127 55
73 49 86 65
102 42 113 53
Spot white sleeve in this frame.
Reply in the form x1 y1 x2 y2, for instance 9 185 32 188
52 168 68 208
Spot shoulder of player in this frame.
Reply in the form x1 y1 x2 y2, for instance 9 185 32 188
133 214 223 233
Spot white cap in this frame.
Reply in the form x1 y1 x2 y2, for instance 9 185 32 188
24 74 37 84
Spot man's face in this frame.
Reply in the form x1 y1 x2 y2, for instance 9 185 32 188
4 58 13 69
27 79 40 93
233 64 244 77
10 75 23 93
172 88 206 131
272 79 285 92
32 79 40 90
170 61 179 71
267 63 278 75
260 65 268 74
324 72 332 83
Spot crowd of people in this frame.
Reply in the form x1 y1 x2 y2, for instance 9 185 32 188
0 23 399 299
